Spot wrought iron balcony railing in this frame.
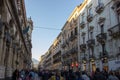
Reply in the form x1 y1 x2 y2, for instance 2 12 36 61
89 55 96 62
79 21 85 29
82 57 87 63
96 33 107 44
87 14 93 22
69 34 77 41
116 3 120 15
61 42 66 48
80 44 86 51
53 58 61 64
99 51 108 59
98 17 105 24
108 23 120 38
87 39 95 48
70 46 78 54
95 3 104 14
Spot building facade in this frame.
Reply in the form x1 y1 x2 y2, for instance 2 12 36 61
61 6 80 71
39 0 120 72
78 0 120 72
0 0 33 79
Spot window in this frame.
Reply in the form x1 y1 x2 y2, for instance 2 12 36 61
90 31 93 39
83 36 85 43
71 31 73 36
82 14 85 22
102 44 106 53
75 27 77 35
89 7 92 15
100 24 104 33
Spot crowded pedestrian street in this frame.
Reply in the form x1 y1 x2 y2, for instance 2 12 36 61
0 0 120 80
11 68 120 80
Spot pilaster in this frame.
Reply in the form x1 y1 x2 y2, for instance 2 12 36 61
5 42 13 78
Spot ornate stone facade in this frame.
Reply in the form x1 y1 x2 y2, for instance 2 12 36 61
40 0 120 72
0 0 33 79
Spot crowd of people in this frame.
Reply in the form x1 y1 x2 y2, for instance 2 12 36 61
12 68 120 80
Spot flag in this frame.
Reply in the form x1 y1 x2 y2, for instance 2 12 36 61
23 26 29 34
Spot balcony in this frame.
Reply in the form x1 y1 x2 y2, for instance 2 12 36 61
89 55 96 62
70 47 78 54
99 51 108 62
79 21 85 29
53 54 61 64
87 39 95 48
108 23 120 38
82 57 87 63
87 14 93 22
98 17 105 24
80 44 86 51
69 34 77 41
61 44 66 48
95 3 104 14
100 51 108 59
96 33 107 44
116 3 120 15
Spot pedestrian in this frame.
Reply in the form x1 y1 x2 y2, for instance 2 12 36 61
20 69 25 80
12 69 21 80
107 71 119 80
81 71 90 80
29 69 35 80
115 71 120 80
34 71 39 80
49 70 64 80
92 68 106 80
75 71 83 80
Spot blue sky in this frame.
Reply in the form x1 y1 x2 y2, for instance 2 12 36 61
25 0 83 61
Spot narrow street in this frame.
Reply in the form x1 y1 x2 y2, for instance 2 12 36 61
0 0 120 80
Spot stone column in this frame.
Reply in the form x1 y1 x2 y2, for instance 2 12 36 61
0 22 4 79
0 1 8 79
17 53 20 70
5 41 13 79
12 49 17 70
20 53 24 70
0 21 3 64
12 52 15 71
0 38 6 79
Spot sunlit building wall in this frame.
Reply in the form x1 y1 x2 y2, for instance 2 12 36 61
78 0 120 71
40 0 120 72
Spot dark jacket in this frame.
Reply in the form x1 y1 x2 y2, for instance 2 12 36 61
93 72 106 80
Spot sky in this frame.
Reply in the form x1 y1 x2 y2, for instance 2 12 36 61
25 0 83 61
